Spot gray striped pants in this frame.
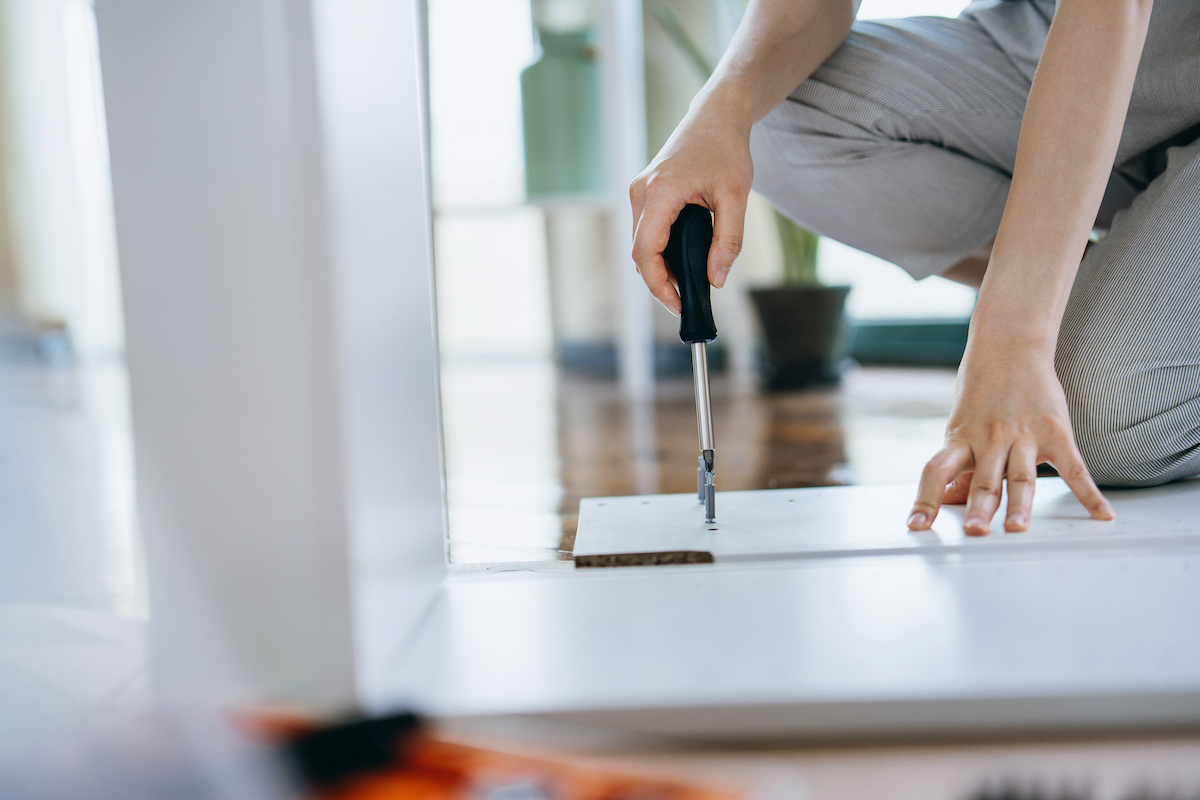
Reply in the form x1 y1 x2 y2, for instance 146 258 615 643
750 2 1200 487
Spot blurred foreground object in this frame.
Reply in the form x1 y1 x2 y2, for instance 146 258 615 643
268 712 743 800
0 709 294 800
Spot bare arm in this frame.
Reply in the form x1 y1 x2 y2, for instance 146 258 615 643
629 0 856 313
909 0 1154 534
709 0 857 124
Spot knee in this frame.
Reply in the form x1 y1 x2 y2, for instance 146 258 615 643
1059 346 1196 488
1070 421 1169 489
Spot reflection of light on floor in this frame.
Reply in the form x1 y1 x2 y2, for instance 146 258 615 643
442 358 957 565
839 366 956 486
0 355 149 755
441 358 566 564
81 362 145 619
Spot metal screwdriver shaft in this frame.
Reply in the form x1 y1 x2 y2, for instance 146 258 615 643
665 204 718 524
692 341 716 523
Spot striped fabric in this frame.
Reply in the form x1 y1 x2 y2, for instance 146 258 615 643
748 0 1200 486
1058 138 1200 486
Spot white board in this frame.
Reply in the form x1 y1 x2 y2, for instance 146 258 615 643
386 544 1200 739
378 478 1200 739
573 478 1200 564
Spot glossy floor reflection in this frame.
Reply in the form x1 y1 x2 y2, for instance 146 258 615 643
443 360 956 564
0 351 148 757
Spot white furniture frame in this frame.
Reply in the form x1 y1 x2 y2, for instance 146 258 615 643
98 0 446 709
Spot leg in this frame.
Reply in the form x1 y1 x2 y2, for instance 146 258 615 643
1057 137 1200 487
749 16 1031 280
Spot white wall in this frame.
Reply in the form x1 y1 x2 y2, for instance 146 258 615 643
0 0 124 355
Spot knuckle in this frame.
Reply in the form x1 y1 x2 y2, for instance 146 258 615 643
928 447 957 467
1006 472 1036 487
724 174 751 195
642 176 668 199
970 481 1002 496
639 269 663 288
1064 461 1091 482
920 460 947 482
985 420 1009 444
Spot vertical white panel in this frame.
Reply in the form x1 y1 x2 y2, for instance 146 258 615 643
307 0 449 704
97 0 445 710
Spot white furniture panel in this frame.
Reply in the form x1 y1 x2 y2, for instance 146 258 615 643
574 478 1200 563
389 545 1200 739
378 479 1200 739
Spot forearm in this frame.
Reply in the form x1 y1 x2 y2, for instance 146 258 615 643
971 0 1153 353
692 0 856 127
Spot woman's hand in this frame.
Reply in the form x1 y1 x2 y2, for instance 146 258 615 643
905 0 1149 535
627 0 853 311
908 337 1114 535
629 89 755 314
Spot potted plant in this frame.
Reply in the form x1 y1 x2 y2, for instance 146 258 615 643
749 213 850 389
652 1 851 389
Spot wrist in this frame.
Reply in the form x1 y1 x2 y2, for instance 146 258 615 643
691 77 757 132
965 310 1058 363
969 260 1074 358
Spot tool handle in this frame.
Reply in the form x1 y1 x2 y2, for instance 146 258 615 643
664 204 718 345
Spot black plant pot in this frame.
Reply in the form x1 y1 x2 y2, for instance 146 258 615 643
749 285 851 390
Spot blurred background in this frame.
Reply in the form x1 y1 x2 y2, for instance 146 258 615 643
429 0 978 564
0 0 980 573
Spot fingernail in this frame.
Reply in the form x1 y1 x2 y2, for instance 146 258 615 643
714 266 731 288
907 512 927 529
1009 514 1029 529
965 516 986 531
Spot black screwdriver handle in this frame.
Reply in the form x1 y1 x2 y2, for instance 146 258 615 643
664 204 718 345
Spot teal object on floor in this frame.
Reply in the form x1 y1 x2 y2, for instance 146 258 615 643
520 28 606 198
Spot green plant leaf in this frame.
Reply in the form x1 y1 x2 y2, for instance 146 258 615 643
774 210 820 285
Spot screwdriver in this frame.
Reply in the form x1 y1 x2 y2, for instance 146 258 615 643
664 204 718 524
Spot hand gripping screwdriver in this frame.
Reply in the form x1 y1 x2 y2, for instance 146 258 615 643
664 204 718 524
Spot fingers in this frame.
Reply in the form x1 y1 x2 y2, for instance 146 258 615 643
1048 441 1115 521
630 185 683 314
1003 442 1038 532
909 444 971 530
942 471 973 505
709 191 747 288
963 450 1006 536
918 440 1112 534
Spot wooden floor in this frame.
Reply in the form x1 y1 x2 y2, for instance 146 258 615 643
442 360 956 564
